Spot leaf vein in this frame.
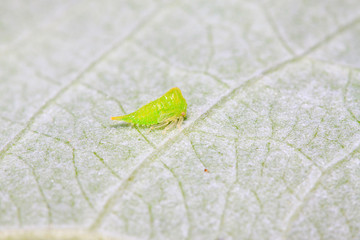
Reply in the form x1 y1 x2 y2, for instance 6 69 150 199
0 3 165 160
282 137 360 238
17 155 53 225
89 17 360 228
259 4 296 56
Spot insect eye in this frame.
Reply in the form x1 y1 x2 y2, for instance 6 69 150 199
181 112 186 116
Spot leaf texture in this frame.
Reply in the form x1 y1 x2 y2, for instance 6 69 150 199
1 0 360 239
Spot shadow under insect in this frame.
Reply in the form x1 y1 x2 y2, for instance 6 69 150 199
109 122 132 129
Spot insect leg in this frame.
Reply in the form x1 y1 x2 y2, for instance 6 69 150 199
163 119 178 134
177 116 184 128
153 121 171 129
146 126 154 134
147 121 170 133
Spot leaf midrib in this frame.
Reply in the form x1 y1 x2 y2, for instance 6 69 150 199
0 3 165 160
88 14 360 230
1 6 360 236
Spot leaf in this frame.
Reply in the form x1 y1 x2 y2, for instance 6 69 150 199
1 0 360 239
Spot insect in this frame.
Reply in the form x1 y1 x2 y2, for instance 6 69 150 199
111 87 187 133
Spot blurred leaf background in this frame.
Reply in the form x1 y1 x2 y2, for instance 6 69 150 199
1 0 360 239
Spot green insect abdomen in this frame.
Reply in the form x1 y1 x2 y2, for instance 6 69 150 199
128 100 162 125
111 87 187 126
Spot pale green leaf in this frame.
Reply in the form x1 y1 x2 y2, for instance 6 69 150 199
1 0 360 239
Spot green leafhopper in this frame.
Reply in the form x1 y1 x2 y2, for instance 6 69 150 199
111 87 187 132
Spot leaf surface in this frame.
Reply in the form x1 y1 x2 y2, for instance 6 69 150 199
1 0 360 239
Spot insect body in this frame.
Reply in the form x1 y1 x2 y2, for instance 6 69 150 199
111 87 187 132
